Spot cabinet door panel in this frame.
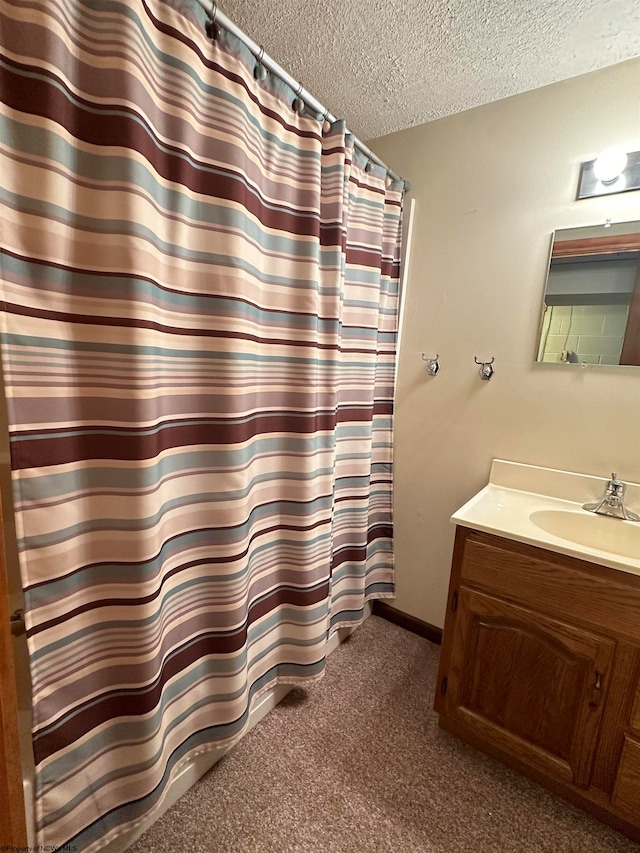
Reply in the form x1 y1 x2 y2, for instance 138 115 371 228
631 679 640 734
612 736 640 818
446 588 615 789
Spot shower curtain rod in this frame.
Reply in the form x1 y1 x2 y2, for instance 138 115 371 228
193 0 405 185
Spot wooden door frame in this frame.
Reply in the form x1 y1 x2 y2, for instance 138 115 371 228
0 483 27 847
620 256 640 365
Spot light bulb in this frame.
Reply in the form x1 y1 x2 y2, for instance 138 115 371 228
593 148 628 184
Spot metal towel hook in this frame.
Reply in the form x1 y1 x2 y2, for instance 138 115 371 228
421 353 440 376
474 356 495 380
205 0 220 40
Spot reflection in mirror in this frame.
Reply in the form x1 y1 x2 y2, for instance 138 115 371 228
536 221 640 367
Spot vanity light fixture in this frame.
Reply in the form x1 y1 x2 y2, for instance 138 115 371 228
593 148 627 184
577 147 640 199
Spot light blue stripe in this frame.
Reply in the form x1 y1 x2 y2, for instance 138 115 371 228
0 334 347 364
21 491 334 551
18 440 334 499
24 521 333 608
1 187 321 284
1 247 338 330
39 644 328 834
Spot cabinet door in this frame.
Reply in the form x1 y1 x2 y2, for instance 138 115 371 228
612 736 640 818
444 587 615 789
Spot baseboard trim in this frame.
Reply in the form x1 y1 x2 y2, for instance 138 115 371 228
372 601 442 645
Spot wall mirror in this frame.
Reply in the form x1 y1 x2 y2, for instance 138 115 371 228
536 220 640 367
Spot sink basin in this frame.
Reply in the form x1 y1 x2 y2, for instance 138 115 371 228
529 509 640 561
451 461 640 575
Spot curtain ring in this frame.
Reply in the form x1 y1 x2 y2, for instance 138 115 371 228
292 82 305 113
254 45 267 80
206 1 220 40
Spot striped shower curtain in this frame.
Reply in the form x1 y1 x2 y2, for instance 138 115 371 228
0 0 404 849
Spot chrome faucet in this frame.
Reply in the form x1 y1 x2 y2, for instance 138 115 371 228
582 473 640 522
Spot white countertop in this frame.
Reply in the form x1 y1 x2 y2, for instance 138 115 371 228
451 460 640 577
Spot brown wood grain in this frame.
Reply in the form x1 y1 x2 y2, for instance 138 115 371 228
434 526 468 716
631 675 640 734
446 587 613 788
459 531 640 643
620 255 640 366
612 736 640 819
0 488 28 847
552 232 640 258
592 644 640 793
436 526 640 843
439 714 640 845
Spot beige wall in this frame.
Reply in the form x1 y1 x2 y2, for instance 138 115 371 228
371 58 640 630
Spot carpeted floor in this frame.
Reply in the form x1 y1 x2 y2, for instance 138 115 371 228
130 615 640 853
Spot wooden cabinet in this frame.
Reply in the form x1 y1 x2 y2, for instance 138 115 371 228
613 736 640 819
445 587 614 789
436 527 640 843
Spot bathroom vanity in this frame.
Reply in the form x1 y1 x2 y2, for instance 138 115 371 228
435 461 640 842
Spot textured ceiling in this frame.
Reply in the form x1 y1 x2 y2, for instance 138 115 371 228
218 0 640 141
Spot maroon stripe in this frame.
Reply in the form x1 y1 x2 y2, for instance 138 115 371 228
346 247 382 266
142 0 321 143
4 302 385 357
321 141 348 157
349 174 386 196
0 57 320 237
12 404 393 440
319 223 343 246
3 301 339 348
31 581 330 765
382 259 401 277
11 405 393 468
24 513 332 601
330 526 394 571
